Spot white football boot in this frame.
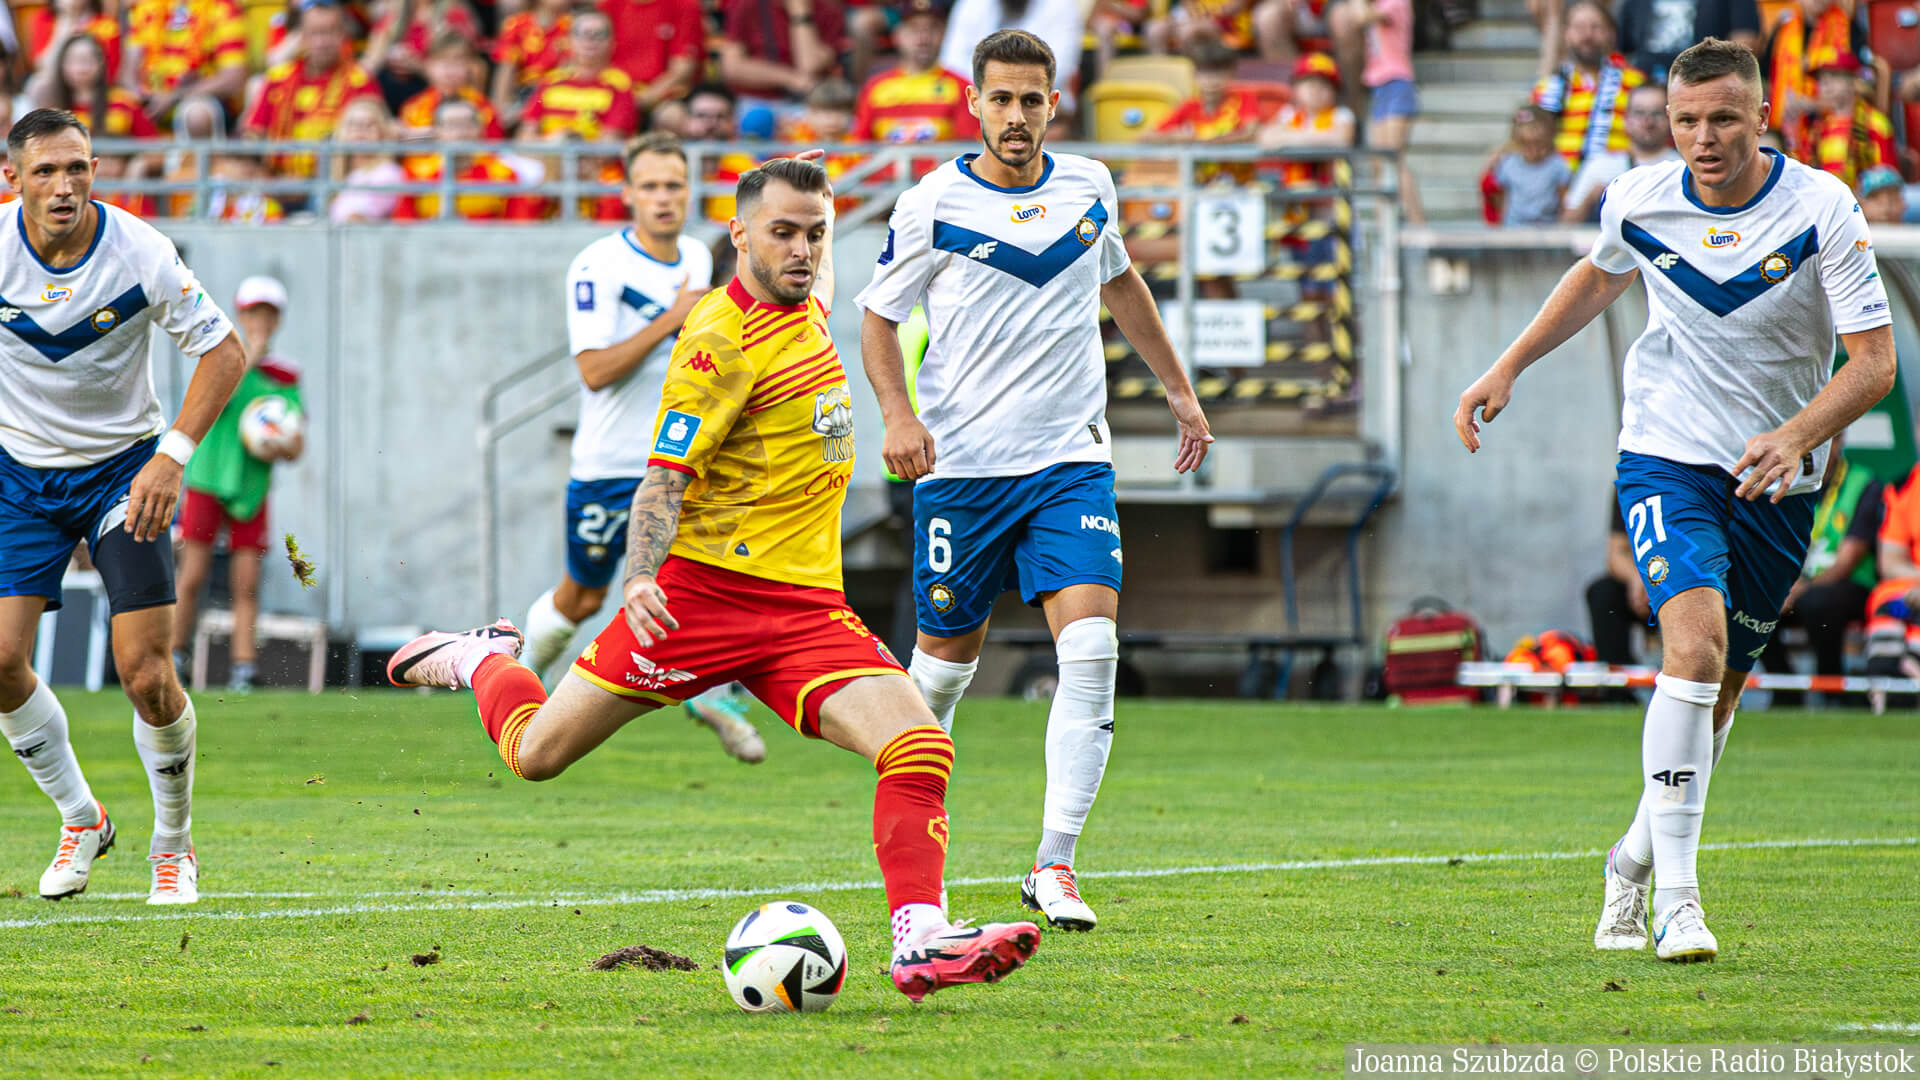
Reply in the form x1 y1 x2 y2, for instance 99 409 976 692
1021 862 1098 931
387 618 525 689
39 802 115 900
1652 898 1718 962
1594 847 1650 950
685 685 767 764
147 849 198 905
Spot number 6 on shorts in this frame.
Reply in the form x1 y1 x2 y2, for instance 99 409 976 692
928 517 952 573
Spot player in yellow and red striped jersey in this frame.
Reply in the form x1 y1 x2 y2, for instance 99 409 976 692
386 157 1040 1003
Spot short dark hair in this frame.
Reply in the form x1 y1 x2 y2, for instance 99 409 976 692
1668 37 1762 92
1563 0 1616 31
623 131 687 172
1189 39 1239 74
7 108 90 158
688 82 737 109
972 29 1055 91
735 156 831 218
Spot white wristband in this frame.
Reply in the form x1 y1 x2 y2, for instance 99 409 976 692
157 429 196 466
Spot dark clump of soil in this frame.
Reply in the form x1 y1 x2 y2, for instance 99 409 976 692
592 946 698 972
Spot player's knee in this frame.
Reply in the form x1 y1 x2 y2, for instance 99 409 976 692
512 738 570 782
1662 636 1726 684
118 652 180 714
1055 616 1118 665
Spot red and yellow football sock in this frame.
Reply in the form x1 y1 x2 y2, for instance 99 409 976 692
872 725 954 916
473 653 547 779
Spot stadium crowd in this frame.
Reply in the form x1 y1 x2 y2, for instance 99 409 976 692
1486 0 1920 224
0 0 1425 222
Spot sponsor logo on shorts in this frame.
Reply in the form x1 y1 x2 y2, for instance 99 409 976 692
1646 555 1669 584
626 652 697 691
811 386 854 462
653 410 702 457
1702 227 1740 249
928 583 956 613
1010 204 1046 222
1080 514 1121 536
1759 252 1793 284
1731 610 1778 636
574 280 595 311
1075 216 1100 247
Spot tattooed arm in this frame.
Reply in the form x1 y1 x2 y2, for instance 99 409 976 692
621 465 694 646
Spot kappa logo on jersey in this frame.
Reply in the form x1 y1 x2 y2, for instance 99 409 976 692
653 409 702 457
1651 252 1680 271
811 386 854 462
1702 228 1740 249
41 285 74 303
1010 204 1046 222
683 349 718 374
967 241 999 260
626 652 697 691
575 280 595 311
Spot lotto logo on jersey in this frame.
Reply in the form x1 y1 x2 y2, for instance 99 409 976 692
1702 228 1740 249
41 285 74 303
653 410 702 458
1010 204 1046 222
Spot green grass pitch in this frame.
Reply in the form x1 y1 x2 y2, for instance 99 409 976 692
0 692 1915 1078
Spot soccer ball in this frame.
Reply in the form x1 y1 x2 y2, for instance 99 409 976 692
722 901 847 1013
239 396 302 459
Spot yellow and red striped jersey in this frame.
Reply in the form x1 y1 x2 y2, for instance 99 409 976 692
127 0 247 97
647 278 852 591
493 11 572 89
1530 58 1646 169
852 65 978 143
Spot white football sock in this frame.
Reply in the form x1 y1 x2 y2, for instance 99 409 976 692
890 902 949 954
908 650 976 734
1039 617 1117 867
522 588 582 677
1 679 97 826
133 699 196 855
1616 713 1732 888
1645 673 1717 918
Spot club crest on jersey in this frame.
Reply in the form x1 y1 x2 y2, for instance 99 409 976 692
1075 216 1100 247
41 285 74 303
928 583 956 613
811 386 854 462
1010 204 1046 222
1646 555 1669 585
1702 227 1740 249
1759 252 1793 283
90 307 119 332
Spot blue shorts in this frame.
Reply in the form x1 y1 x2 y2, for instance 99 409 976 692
565 476 639 589
1369 78 1419 121
0 437 176 613
911 462 1123 636
1615 451 1816 672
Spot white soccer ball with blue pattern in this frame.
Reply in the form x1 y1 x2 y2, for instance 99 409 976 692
722 901 847 1013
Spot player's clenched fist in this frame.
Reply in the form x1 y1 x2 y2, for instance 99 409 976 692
1454 367 1516 453
622 572 680 648
883 415 937 482
125 455 183 543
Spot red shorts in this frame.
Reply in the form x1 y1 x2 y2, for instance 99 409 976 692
179 489 269 552
570 556 907 737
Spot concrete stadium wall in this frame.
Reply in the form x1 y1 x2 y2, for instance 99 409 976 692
152 222 1920 681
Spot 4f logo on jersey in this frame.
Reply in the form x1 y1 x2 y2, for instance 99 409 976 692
683 349 718 374
967 241 999 260
41 284 74 303
1651 252 1680 271
0 306 21 323
1010 204 1045 222
1702 227 1740 249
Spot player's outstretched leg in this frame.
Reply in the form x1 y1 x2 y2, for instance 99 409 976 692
1 672 114 900
817 675 1039 1002
685 684 767 763
1023 614 1117 932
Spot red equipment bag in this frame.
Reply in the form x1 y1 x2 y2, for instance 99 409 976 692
1383 597 1485 704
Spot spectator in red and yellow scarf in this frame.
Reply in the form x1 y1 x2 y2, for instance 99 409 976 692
1762 0 1873 132
1529 0 1646 172
1790 47 1894 192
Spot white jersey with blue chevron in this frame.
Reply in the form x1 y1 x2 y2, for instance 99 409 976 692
564 229 712 481
1589 148 1890 496
854 152 1132 479
0 201 233 469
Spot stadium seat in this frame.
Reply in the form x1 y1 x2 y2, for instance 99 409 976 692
1868 0 1920 73
192 609 330 693
1085 79 1188 141
1101 54 1197 99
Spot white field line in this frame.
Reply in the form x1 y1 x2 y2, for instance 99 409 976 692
1835 1023 1920 1033
2 835 1911 932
